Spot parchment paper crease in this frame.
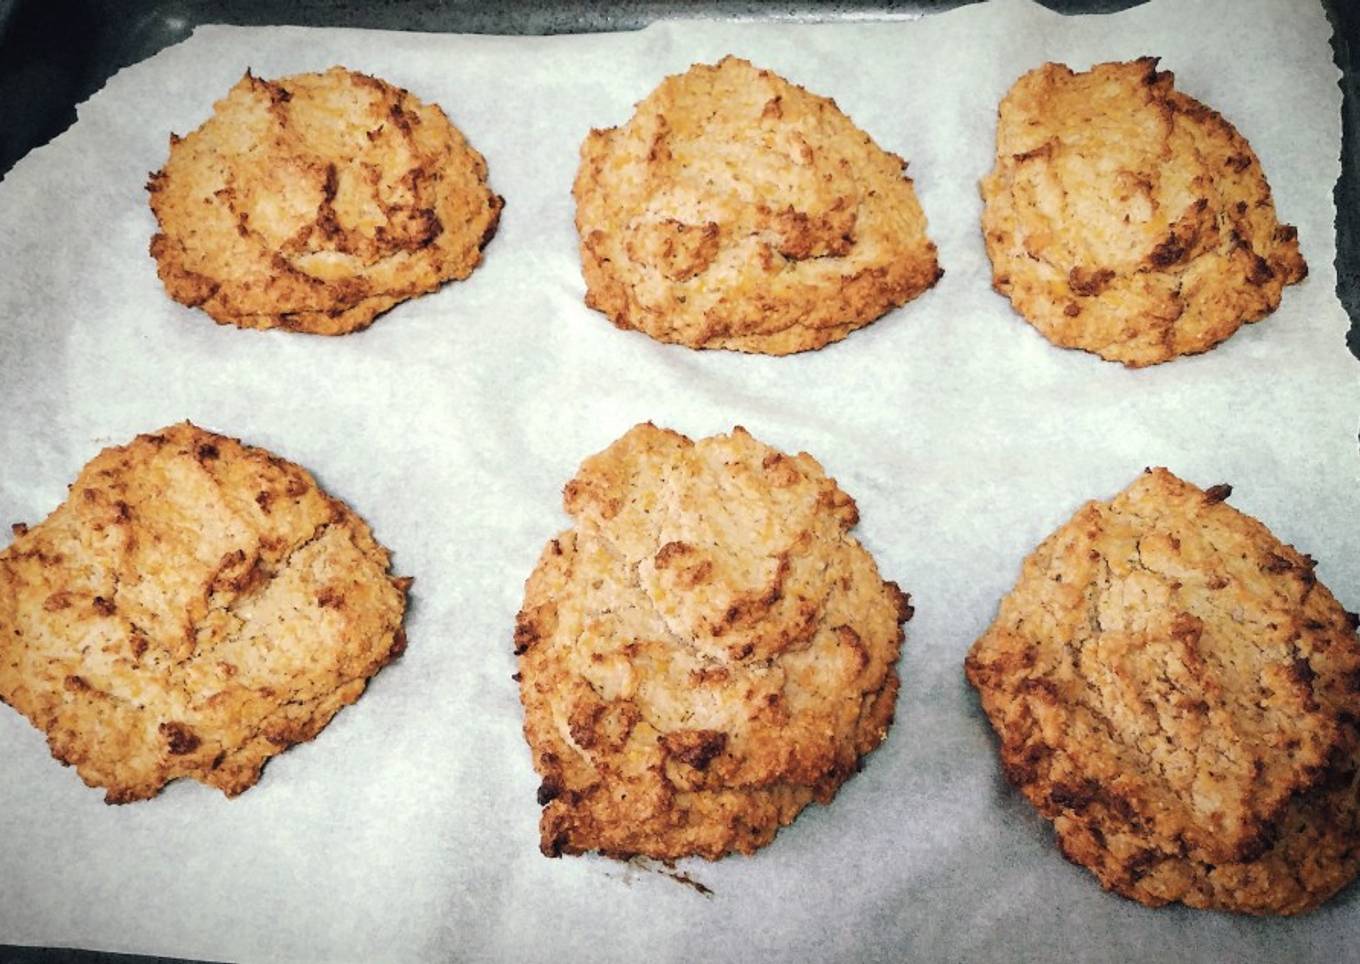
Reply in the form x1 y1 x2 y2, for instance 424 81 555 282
0 0 1357 960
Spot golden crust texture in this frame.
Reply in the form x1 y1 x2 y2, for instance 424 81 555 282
515 424 912 860
147 67 503 335
980 58 1306 366
0 424 411 802
965 469 1360 914
573 56 942 355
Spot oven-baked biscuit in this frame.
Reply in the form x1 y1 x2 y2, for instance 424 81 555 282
0 423 411 802
980 58 1306 366
515 423 911 859
965 469 1360 914
148 67 502 334
573 57 941 354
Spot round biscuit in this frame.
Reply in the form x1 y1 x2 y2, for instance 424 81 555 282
573 57 942 355
515 423 912 860
148 67 502 334
965 468 1360 914
0 423 411 802
980 58 1306 366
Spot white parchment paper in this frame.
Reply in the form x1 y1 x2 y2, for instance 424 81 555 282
1 0 1357 959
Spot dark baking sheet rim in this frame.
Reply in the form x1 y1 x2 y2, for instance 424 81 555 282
0 0 1357 960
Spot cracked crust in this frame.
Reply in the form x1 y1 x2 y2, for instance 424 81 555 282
965 469 1360 914
573 56 942 355
147 67 502 335
515 423 911 859
980 58 1306 366
0 423 411 802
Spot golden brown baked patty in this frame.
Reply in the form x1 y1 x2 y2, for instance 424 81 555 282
148 67 502 334
515 424 912 859
966 469 1360 914
573 56 942 354
980 58 1306 366
0 423 410 802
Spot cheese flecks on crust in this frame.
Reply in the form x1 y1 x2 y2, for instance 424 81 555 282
0 424 411 802
573 57 942 355
980 58 1306 366
515 424 912 860
147 67 503 335
965 469 1360 914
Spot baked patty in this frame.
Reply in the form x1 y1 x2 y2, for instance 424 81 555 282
574 57 941 354
515 423 912 859
966 469 1360 914
980 58 1305 366
148 67 502 334
0 423 410 802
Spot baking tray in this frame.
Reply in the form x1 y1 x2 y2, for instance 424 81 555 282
0 1 1356 961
